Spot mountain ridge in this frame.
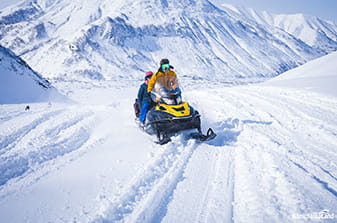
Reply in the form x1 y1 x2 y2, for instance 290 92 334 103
219 3 337 53
0 0 335 82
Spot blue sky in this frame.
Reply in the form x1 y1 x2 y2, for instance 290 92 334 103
212 0 337 22
0 0 20 10
0 0 336 22
0 0 18 9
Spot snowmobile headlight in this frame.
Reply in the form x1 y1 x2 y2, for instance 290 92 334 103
162 97 175 105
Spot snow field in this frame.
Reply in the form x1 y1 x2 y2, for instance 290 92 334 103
182 85 337 222
0 81 337 222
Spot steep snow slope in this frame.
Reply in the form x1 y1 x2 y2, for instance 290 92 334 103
264 51 337 96
0 49 336 222
0 0 326 82
220 3 337 52
0 45 65 104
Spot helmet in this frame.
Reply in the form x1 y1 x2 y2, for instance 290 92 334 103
160 58 169 65
144 71 153 80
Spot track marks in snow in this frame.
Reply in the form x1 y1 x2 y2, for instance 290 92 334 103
0 107 96 187
201 148 235 223
186 86 337 222
93 136 200 223
92 116 243 223
174 146 236 223
234 88 337 193
234 129 307 222
1 85 336 222
113 86 337 223
0 109 65 155
229 87 337 221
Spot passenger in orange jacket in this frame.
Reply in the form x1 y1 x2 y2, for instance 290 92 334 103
147 58 177 93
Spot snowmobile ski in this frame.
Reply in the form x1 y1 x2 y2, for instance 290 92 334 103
156 131 171 145
190 128 217 142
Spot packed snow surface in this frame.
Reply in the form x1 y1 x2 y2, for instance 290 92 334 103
1 52 337 222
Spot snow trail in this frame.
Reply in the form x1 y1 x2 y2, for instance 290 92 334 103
93 136 200 223
1 82 337 222
0 109 66 155
183 85 337 222
0 105 96 189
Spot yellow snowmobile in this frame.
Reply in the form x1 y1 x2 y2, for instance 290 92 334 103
144 75 216 144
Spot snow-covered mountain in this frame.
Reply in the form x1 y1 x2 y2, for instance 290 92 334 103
1 1 337 222
0 0 333 82
0 45 66 104
0 42 336 223
219 3 337 53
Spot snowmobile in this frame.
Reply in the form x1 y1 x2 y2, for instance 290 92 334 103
143 75 216 145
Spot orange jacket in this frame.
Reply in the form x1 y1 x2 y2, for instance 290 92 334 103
147 69 177 92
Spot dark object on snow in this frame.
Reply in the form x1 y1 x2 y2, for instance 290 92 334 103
134 99 140 118
143 75 216 145
25 105 30 111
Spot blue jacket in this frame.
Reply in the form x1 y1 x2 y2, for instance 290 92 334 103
137 83 152 105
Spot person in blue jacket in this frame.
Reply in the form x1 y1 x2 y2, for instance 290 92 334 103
137 71 153 124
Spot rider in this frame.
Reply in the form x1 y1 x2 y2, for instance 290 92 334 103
137 71 153 124
147 58 177 93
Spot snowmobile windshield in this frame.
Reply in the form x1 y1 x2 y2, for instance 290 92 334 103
154 75 179 91
152 75 182 105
